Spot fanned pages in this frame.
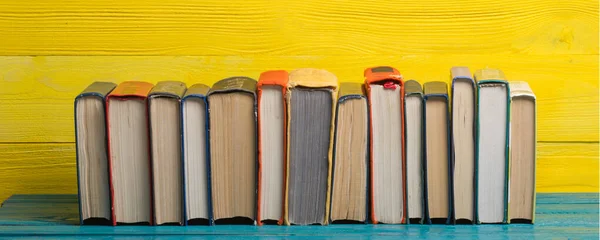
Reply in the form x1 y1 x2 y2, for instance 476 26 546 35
181 84 211 225
148 81 186 225
423 81 452 224
450 67 476 224
75 82 116 225
330 82 368 223
285 68 338 225
475 69 509 224
364 66 406 224
508 81 536 224
208 77 257 225
257 70 288 225
106 81 154 225
404 80 424 224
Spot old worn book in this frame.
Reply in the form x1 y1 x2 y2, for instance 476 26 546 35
404 80 424 224
106 81 154 225
148 81 186 225
423 81 452 225
75 81 116 225
257 70 288 226
364 66 406 224
208 77 257 225
181 83 211 225
330 82 368 224
285 68 338 226
475 69 509 224
508 81 536 224
450 67 476 224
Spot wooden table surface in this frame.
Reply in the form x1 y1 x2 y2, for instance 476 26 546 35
0 193 597 239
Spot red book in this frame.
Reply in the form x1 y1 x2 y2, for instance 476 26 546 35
106 81 154 226
364 66 406 224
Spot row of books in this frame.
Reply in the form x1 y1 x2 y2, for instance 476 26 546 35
75 66 536 226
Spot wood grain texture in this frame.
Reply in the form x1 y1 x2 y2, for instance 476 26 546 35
0 194 598 238
0 55 597 143
0 0 596 55
0 142 596 204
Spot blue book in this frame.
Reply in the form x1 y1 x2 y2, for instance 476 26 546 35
181 83 212 225
74 81 116 225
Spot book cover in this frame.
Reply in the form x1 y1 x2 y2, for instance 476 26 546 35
207 77 258 224
508 81 536 224
181 83 212 226
364 66 406 224
75 81 117 225
403 79 424 224
450 66 476 224
257 70 288 226
474 69 510 224
148 81 186 225
330 82 369 224
423 81 453 225
105 81 154 226
284 68 338 226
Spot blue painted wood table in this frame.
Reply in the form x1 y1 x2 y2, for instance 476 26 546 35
0 193 598 239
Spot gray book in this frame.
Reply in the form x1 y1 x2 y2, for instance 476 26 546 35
285 68 338 225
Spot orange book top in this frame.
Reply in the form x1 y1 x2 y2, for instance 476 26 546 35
108 81 154 98
256 70 288 226
364 66 404 85
257 70 289 88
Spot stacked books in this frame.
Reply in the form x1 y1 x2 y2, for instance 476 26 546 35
75 67 536 226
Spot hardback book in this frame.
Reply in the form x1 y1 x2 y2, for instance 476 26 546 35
75 81 117 225
475 69 510 224
508 81 536 224
423 81 452 225
257 70 288 226
364 66 406 224
330 82 368 224
181 83 212 225
148 81 187 225
106 81 154 225
208 77 257 225
285 68 338 226
450 67 476 224
404 80 424 224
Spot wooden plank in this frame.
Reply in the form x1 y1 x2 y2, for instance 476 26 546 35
0 143 597 204
0 0 596 55
0 55 597 143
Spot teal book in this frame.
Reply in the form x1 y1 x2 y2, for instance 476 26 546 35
74 82 117 225
422 81 452 225
474 69 510 224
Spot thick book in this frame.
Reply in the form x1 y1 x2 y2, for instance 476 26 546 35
285 68 338 226
450 67 476 224
106 81 154 226
508 81 536 224
330 82 368 224
208 77 257 225
257 70 288 226
475 69 510 224
75 81 117 225
423 81 452 225
181 83 212 226
148 81 187 225
364 66 406 224
404 80 424 224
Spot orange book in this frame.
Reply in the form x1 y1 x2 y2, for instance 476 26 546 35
256 70 289 226
364 66 406 224
106 81 154 226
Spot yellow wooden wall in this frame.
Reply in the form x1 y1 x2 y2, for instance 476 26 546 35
0 0 598 202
